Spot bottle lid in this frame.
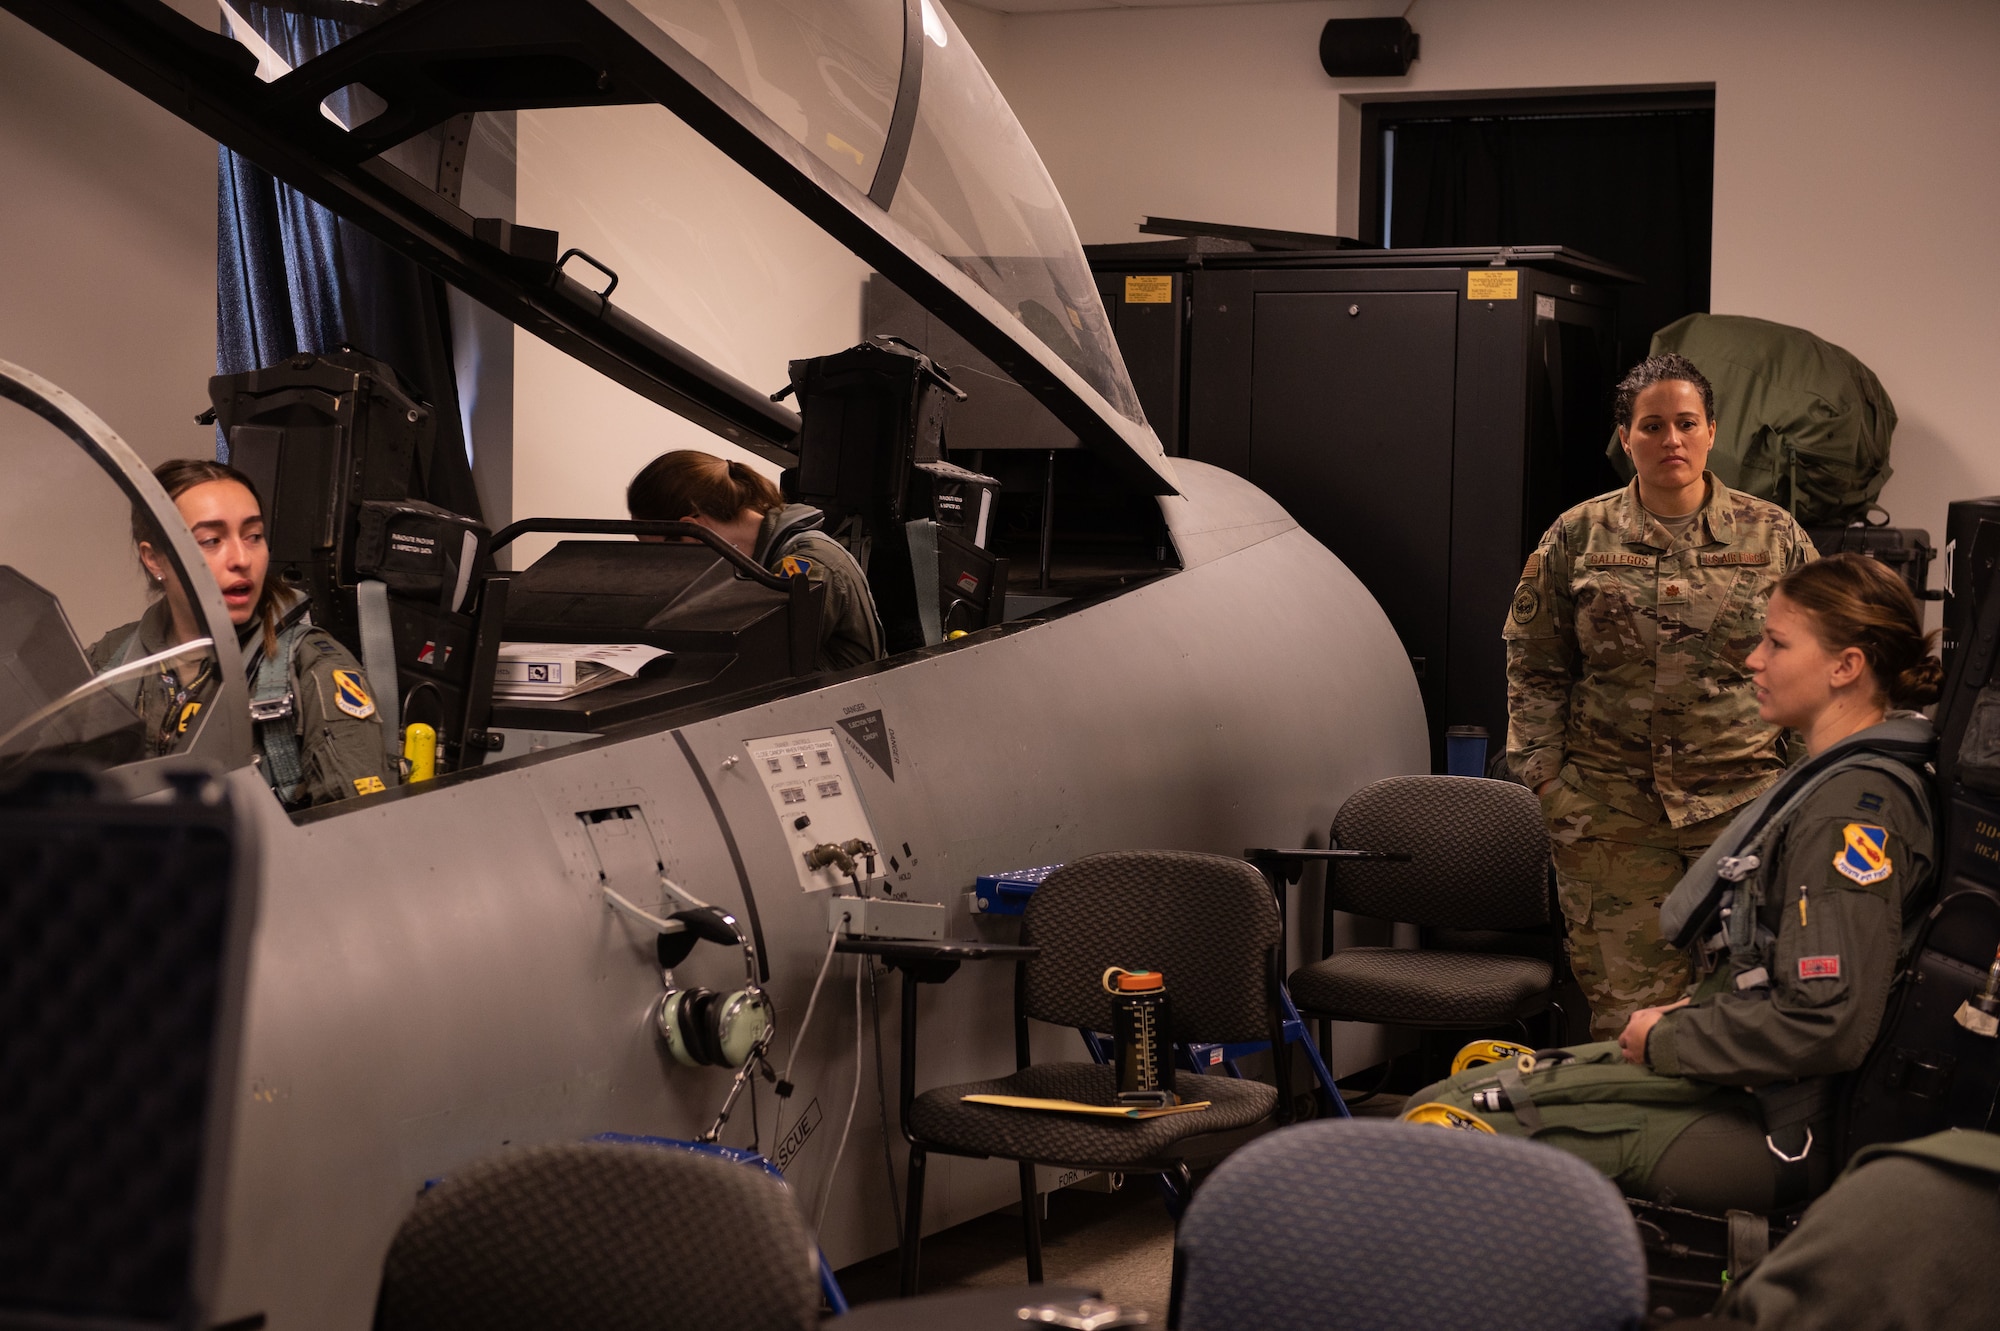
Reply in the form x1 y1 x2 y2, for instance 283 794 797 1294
1113 969 1164 992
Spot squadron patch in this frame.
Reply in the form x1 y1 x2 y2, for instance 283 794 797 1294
1798 956 1842 980
777 554 817 579
1511 585 1542 624
331 669 376 720
1834 823 1892 885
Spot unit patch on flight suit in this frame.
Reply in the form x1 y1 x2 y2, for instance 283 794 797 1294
778 554 817 579
1834 823 1892 885
1511 585 1541 624
331 669 376 719
1798 956 1842 979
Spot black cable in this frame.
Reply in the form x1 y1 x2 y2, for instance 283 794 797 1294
1336 1055 1398 1107
869 960 903 1245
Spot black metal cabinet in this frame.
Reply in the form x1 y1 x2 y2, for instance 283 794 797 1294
1112 247 1631 765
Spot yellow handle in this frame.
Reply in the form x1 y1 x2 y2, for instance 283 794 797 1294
404 722 437 782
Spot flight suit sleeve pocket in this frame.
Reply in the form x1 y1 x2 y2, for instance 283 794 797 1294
1773 877 1853 1009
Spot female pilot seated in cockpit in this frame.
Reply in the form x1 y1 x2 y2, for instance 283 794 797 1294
1406 553 1942 1215
88 458 397 809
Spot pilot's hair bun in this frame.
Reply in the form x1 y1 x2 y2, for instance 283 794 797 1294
1896 654 1946 709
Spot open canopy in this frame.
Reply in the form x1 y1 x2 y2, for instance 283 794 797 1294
6 0 1176 492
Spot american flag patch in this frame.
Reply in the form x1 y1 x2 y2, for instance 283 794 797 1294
1799 956 1841 979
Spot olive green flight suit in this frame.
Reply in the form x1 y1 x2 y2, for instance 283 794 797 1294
756 504 884 671
1410 755 1932 1214
1506 473 1816 1036
1715 1129 2000 1330
88 601 397 808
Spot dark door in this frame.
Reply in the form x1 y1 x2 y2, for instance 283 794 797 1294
1249 289 1458 731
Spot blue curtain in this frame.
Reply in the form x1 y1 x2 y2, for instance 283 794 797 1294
216 2 483 521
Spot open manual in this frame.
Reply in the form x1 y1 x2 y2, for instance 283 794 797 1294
492 642 671 700
960 1094 1210 1121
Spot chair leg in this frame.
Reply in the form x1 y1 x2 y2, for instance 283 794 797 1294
1018 1159 1045 1284
900 1147 928 1297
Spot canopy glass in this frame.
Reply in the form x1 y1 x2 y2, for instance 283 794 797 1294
217 0 1155 451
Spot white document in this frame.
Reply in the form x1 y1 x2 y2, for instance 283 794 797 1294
493 642 669 699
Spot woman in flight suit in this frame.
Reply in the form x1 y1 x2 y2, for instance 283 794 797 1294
88 458 396 808
1507 353 1818 1039
1414 554 1941 1214
626 449 883 671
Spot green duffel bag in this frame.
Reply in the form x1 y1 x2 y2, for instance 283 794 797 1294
1608 313 1897 526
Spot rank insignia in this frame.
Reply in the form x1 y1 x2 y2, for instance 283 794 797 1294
1834 823 1891 885
778 554 816 578
331 669 376 720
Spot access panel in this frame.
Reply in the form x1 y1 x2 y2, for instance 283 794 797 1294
1248 290 1458 730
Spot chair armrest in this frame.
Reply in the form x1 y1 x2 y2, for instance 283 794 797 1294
834 939 1038 1144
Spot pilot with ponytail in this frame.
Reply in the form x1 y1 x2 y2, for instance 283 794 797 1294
88 458 397 808
1411 554 1941 1214
627 450 883 670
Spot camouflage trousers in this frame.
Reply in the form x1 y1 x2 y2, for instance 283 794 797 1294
1541 782 1734 1040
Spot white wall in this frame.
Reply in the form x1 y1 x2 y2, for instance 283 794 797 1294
0 7 219 645
962 0 2000 570
509 105 871 568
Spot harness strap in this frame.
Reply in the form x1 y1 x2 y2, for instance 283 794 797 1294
355 579 402 762
246 610 312 804
1753 1077 1837 1208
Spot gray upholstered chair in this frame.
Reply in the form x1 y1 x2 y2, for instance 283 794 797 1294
373 1142 822 1331
898 850 1294 1295
1174 1119 1648 1331
1288 775 1563 1048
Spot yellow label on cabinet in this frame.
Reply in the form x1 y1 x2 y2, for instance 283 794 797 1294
1124 274 1174 304
1467 270 1520 300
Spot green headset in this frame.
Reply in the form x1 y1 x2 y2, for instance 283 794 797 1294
654 906 773 1070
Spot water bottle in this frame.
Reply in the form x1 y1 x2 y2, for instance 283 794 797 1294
1102 966 1176 1103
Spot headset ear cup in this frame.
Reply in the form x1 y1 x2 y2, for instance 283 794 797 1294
675 987 718 1066
659 990 699 1068
690 988 729 1067
715 989 773 1068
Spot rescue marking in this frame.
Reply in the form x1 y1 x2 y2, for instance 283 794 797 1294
331 669 376 719
1798 955 1842 980
773 1097 824 1173
1835 823 1892 885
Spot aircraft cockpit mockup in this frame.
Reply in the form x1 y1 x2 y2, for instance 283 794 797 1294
2 2 1429 1325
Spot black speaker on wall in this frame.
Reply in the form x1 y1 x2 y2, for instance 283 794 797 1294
1319 18 1421 77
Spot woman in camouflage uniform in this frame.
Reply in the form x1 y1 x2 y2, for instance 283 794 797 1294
88 459 396 809
1507 354 1818 1038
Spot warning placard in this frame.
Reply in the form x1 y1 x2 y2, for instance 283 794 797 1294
1124 274 1174 304
1467 270 1520 301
